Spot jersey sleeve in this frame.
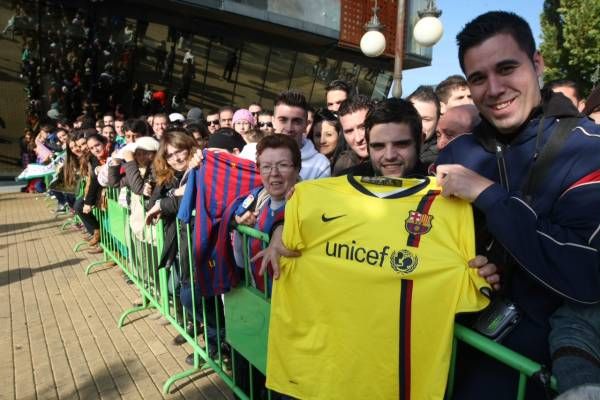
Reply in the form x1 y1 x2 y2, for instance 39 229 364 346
456 203 491 313
281 187 305 252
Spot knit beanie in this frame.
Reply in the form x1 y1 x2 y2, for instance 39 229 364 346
232 109 255 126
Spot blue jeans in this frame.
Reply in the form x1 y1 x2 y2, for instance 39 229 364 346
550 302 600 392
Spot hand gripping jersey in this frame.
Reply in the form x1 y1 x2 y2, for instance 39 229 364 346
266 175 490 400
216 187 286 294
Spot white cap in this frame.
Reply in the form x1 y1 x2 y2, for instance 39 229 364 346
114 142 138 159
134 137 160 152
169 112 185 122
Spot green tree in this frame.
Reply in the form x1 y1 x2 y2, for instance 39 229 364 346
540 0 600 95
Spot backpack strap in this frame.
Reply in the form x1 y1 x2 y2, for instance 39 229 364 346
522 117 580 204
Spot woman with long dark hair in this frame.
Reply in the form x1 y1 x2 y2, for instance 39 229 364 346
77 132 109 252
52 131 83 212
308 108 346 171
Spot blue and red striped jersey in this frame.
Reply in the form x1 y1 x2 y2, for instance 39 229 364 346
178 150 261 296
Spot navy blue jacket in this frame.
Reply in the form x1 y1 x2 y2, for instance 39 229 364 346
436 94 600 397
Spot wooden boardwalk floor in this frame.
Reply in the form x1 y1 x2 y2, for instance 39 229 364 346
0 192 234 400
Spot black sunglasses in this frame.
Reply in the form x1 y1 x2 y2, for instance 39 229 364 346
207 120 220 126
258 122 273 128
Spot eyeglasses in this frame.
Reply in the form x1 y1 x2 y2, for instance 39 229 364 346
166 148 188 161
207 120 220 126
259 162 295 175
258 122 273 128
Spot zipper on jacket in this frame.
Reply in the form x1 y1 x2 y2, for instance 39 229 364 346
495 143 510 191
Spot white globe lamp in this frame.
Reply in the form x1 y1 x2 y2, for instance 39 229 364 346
413 16 443 47
413 1 443 47
360 1 386 58
360 30 386 58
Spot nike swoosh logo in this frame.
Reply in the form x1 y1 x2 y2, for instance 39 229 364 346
321 214 346 222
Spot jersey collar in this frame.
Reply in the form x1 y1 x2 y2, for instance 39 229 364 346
346 174 430 199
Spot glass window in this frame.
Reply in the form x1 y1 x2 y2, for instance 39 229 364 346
371 71 393 100
232 41 270 108
289 53 319 106
203 40 239 109
267 0 340 32
260 47 296 109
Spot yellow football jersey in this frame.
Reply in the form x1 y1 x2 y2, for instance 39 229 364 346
266 175 490 400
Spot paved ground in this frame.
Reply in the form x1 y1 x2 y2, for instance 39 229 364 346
0 191 234 400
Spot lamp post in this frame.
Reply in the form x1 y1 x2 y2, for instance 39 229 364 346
360 0 443 99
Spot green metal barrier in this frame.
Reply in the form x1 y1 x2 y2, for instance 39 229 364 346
159 219 242 396
72 189 558 399
72 178 91 252
446 323 557 399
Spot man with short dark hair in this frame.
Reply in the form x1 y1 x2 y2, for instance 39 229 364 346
248 103 262 118
407 85 441 165
219 106 235 129
435 75 473 114
325 79 351 112
436 11 600 398
273 91 330 180
544 79 585 112
206 110 221 134
124 118 148 144
257 111 274 134
333 95 375 175
356 97 427 177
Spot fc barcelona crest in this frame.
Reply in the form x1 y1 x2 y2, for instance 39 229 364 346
405 210 433 235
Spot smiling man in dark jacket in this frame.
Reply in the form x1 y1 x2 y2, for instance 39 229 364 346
435 11 600 399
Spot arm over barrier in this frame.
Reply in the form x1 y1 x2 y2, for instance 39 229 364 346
68 191 557 399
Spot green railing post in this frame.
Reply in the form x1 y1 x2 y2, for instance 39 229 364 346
158 267 169 316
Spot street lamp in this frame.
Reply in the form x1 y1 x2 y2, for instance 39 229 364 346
360 0 443 98
413 0 443 47
359 0 386 57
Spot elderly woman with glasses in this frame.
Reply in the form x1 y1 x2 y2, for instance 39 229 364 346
221 134 301 293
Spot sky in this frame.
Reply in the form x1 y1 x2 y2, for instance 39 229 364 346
401 0 545 96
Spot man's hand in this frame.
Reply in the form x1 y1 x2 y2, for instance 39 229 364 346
235 210 258 227
252 225 300 279
436 164 494 202
82 204 92 214
468 255 501 291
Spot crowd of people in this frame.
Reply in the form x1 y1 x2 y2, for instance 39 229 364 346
9 5 600 400
11 1 199 175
